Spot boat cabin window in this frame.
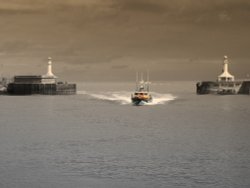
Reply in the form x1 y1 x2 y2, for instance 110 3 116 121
135 92 148 95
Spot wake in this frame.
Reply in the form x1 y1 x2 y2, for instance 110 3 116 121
78 91 176 105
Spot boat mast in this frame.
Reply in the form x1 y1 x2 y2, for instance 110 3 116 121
146 70 149 92
141 72 144 82
136 72 139 91
141 72 145 91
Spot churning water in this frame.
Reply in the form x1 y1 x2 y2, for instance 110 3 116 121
0 82 250 188
78 91 176 105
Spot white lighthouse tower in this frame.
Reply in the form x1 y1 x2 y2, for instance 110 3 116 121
218 56 234 82
45 57 56 78
42 57 57 84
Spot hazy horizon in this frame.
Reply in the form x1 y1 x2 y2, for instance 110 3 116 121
1 0 250 81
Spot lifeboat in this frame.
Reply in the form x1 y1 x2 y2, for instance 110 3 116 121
131 72 152 105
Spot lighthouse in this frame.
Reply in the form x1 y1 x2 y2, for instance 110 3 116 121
217 56 234 82
45 57 56 78
6 57 76 95
196 55 250 95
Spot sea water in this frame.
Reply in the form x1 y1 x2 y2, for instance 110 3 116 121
0 81 249 188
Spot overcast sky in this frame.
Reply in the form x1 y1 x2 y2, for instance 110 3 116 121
0 0 250 81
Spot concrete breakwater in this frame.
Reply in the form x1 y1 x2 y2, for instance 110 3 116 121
196 56 250 95
7 82 76 95
196 81 250 95
1 57 76 95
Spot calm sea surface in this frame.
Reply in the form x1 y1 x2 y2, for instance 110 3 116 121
0 82 249 188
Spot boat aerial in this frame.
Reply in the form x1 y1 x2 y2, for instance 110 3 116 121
131 72 152 105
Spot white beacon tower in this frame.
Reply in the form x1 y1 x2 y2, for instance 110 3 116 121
218 55 234 82
45 57 56 78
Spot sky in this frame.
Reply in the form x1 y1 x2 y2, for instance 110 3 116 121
0 0 250 81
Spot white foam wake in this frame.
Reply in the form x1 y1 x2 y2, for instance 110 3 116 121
146 92 176 105
78 91 176 105
90 92 131 105
77 91 87 95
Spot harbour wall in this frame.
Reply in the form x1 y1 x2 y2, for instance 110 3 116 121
7 83 76 95
238 81 250 94
196 81 250 95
